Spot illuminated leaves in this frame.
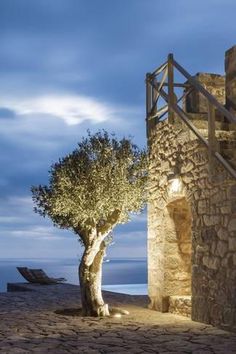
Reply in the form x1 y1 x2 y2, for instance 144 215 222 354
32 130 147 242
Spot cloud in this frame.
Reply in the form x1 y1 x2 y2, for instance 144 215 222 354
10 226 66 240
0 196 47 231
1 0 234 260
0 107 15 119
0 193 146 258
0 216 27 224
130 210 147 223
115 231 146 242
0 195 75 245
0 94 128 126
0 92 142 155
107 231 147 259
0 194 80 258
0 96 143 200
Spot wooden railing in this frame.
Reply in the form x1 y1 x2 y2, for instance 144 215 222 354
146 54 236 180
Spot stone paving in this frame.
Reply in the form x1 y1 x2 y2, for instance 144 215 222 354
0 283 235 353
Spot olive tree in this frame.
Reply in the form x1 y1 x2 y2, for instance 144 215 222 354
32 131 147 317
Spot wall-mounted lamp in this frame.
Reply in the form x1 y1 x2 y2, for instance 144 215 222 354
167 171 182 194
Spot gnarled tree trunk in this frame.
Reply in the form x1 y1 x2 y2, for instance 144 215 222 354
79 239 109 316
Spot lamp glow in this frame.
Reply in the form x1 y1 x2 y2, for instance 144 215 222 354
169 177 182 194
113 313 122 318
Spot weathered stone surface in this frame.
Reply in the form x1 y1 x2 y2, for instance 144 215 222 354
169 295 192 317
217 227 228 241
147 46 236 334
148 120 236 328
148 96 236 330
203 215 221 227
1 283 235 353
229 218 236 232
216 240 228 258
184 73 225 114
202 256 220 270
225 45 236 115
229 237 236 251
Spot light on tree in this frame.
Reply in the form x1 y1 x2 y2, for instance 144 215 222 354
31 130 147 317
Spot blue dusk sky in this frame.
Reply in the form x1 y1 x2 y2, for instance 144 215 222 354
0 0 235 259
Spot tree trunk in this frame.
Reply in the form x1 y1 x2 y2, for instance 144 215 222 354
79 240 109 316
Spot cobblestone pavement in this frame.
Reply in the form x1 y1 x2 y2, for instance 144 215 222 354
0 283 235 353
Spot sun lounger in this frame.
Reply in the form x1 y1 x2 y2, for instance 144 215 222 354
17 267 39 283
17 267 66 285
31 269 66 284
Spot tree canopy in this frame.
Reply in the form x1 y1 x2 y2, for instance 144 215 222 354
32 131 147 243
32 130 147 316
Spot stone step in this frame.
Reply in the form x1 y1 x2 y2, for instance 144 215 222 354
169 295 192 318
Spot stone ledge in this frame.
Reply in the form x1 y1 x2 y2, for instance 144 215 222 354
169 295 192 318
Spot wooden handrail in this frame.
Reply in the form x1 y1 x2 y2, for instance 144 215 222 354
147 54 236 180
149 86 193 121
150 67 168 115
208 101 218 179
151 61 167 76
172 58 236 124
146 73 152 117
167 54 175 124
158 87 236 180
149 104 168 120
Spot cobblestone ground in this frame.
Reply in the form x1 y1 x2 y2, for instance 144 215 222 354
0 284 235 353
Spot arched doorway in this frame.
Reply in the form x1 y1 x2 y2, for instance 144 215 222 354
162 196 192 316
165 197 192 290
148 193 192 316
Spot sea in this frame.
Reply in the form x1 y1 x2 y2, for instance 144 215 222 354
0 258 147 295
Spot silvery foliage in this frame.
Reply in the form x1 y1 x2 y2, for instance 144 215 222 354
32 130 147 245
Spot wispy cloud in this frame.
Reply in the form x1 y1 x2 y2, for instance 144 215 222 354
7 196 33 207
1 0 234 259
130 210 147 223
0 216 26 224
0 94 132 126
0 195 79 258
10 226 65 240
115 231 146 240
108 231 147 258
0 107 15 119
0 196 33 216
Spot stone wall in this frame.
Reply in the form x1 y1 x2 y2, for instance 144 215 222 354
184 73 225 114
147 121 236 331
169 295 191 317
225 46 236 115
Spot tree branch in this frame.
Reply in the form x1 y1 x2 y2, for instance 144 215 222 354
83 230 109 267
97 209 121 234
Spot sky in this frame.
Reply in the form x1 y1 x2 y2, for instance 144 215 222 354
0 0 235 259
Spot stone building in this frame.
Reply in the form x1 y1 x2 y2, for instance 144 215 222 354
147 46 236 331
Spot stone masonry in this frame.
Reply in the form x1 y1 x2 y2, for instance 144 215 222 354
226 45 236 115
147 46 236 332
1 283 236 353
184 73 225 114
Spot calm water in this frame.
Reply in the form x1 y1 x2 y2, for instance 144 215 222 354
0 258 147 295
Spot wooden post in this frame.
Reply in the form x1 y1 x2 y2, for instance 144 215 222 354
152 78 158 122
207 101 217 178
168 53 174 124
146 73 152 138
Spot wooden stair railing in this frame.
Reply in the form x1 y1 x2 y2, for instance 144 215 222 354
146 53 236 180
